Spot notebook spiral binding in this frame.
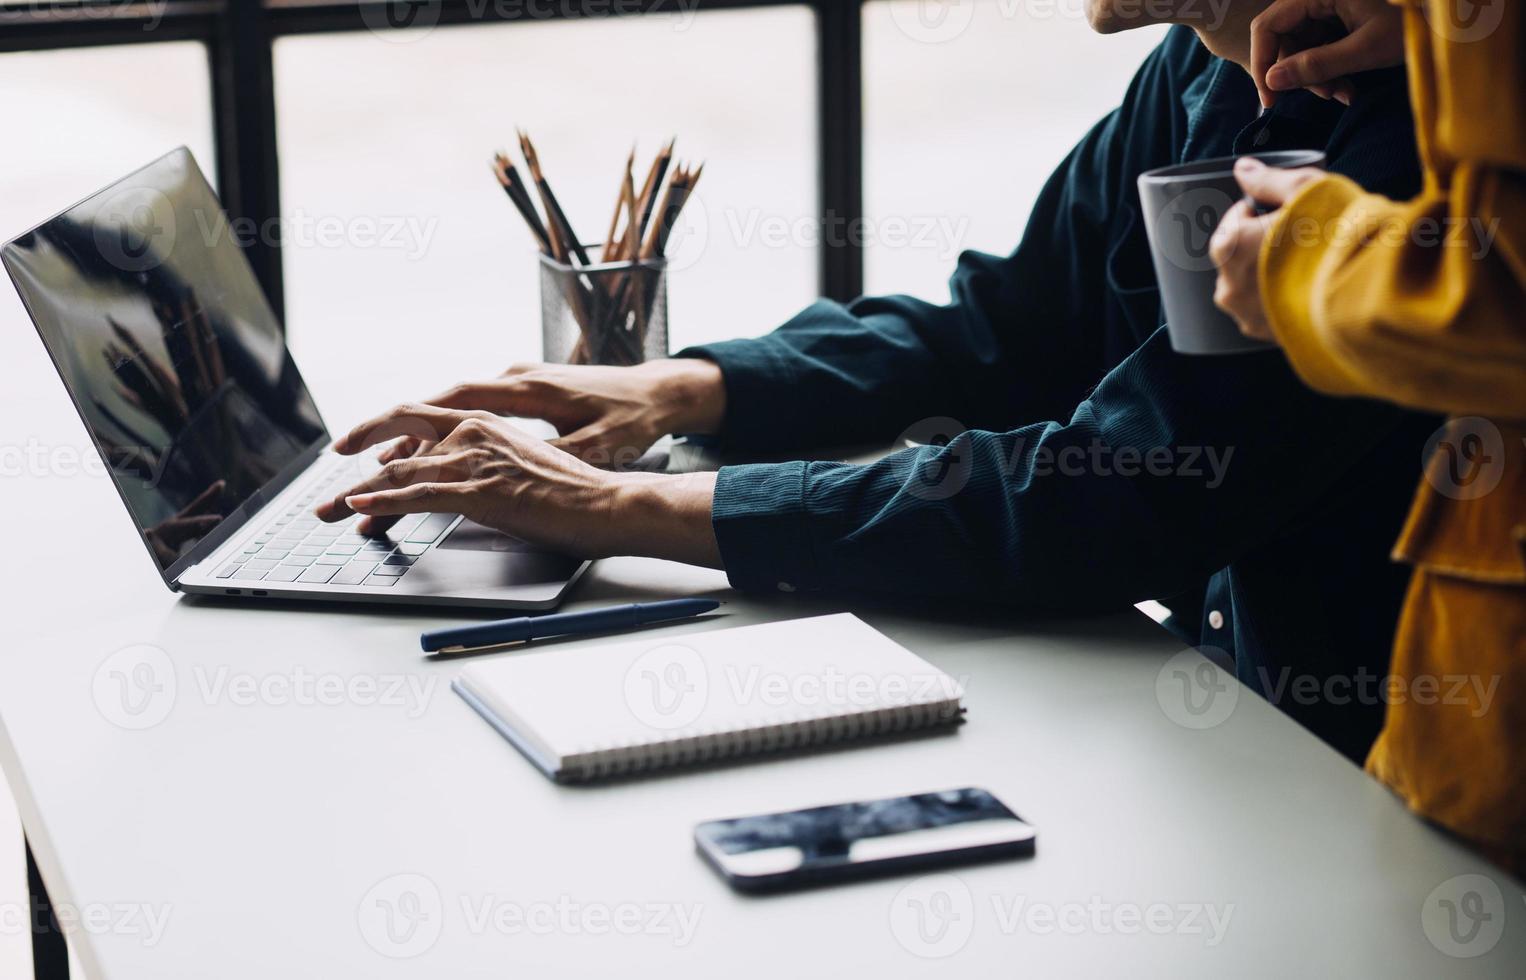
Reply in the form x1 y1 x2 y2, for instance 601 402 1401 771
566 699 964 782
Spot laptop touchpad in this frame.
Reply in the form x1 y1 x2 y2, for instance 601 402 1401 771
436 519 540 553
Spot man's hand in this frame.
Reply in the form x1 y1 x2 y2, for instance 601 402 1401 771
1210 158 1324 342
1250 0 1406 108
313 404 721 565
379 358 726 471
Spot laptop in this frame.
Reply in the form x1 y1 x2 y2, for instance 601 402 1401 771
2 147 587 610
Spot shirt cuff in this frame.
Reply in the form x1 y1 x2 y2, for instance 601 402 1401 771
709 461 824 594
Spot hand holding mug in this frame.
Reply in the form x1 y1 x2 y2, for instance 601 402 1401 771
1209 158 1326 342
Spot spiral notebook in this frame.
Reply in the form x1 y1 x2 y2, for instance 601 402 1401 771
453 613 966 782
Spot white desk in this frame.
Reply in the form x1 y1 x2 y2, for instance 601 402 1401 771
1 317 1523 977
3 446 1526 979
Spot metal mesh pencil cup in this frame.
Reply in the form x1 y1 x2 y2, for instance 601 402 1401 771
539 250 669 366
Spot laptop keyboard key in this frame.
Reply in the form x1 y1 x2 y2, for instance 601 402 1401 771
233 567 268 580
216 564 241 579
265 566 303 582
246 559 278 571
331 563 377 586
298 566 339 584
371 565 408 577
382 554 416 566
397 543 429 557
404 513 456 544
364 574 402 586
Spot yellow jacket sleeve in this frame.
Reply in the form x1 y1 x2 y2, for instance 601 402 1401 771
1260 0 1526 421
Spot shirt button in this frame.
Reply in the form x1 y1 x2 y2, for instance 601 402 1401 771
1208 610 1225 630
777 582 796 593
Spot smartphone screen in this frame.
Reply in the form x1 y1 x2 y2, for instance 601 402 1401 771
694 787 1035 892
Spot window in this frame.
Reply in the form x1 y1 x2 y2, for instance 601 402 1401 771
0 41 215 413
273 7 818 404
864 0 1167 302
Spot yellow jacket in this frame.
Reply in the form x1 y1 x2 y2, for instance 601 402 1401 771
1260 0 1525 858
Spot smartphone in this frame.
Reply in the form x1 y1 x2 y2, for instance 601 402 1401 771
694 787 1035 893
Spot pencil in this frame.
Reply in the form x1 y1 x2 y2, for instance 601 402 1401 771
520 130 590 267
492 155 551 254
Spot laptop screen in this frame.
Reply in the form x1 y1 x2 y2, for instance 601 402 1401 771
2 148 326 576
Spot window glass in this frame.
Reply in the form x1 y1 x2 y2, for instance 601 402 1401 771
864 1 1167 301
275 9 818 417
0 42 215 428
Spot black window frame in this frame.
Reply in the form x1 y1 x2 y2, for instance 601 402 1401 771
0 0 865 325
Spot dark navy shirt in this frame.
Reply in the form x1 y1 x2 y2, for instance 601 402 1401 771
682 28 1432 762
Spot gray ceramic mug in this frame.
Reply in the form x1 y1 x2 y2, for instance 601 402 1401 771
1138 150 1326 355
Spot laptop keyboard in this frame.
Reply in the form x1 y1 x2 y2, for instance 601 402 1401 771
212 467 457 589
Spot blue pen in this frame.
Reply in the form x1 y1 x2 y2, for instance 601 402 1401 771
421 598 722 654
